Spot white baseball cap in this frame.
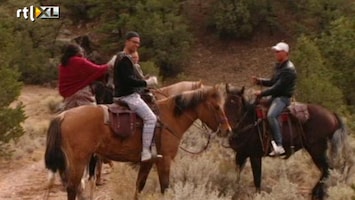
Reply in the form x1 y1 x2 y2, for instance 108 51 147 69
272 42 289 53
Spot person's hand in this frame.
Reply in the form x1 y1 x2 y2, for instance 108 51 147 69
106 55 116 69
251 76 258 85
254 90 262 97
146 76 158 87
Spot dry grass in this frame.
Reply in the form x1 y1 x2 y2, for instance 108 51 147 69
3 86 354 199
111 124 355 199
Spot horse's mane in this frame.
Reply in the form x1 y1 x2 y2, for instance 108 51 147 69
173 86 214 116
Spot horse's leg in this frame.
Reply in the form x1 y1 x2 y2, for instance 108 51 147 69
95 157 104 185
66 162 90 200
134 162 154 198
43 170 55 200
156 157 172 193
250 156 262 192
235 152 248 186
136 162 154 192
235 152 248 194
306 141 329 200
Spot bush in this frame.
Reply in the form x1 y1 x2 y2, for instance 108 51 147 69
88 0 192 78
293 35 345 112
317 17 355 110
0 68 26 155
210 0 278 39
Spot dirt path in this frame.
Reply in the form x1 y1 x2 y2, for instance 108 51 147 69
0 85 115 200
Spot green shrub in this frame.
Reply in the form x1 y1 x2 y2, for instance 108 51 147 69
293 35 345 112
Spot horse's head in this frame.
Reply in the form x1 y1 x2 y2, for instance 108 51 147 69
225 84 246 130
196 84 232 137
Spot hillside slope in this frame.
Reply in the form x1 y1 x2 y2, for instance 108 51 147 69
181 0 294 86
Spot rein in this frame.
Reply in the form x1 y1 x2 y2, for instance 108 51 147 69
160 100 225 155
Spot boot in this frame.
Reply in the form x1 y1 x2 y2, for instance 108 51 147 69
269 140 285 156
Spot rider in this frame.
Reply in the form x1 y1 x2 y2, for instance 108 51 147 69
112 31 159 161
58 43 113 110
252 41 297 156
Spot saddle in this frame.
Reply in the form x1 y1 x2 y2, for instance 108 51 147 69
105 90 159 138
107 103 142 138
256 100 309 123
255 99 309 157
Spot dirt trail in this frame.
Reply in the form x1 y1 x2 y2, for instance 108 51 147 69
0 85 115 200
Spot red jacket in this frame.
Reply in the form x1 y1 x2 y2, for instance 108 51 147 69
59 56 108 97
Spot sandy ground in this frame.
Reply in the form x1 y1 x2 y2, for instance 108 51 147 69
0 85 116 200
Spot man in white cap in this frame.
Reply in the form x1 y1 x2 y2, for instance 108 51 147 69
252 41 297 156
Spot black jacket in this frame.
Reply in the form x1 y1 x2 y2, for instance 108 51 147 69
113 56 147 97
258 60 297 98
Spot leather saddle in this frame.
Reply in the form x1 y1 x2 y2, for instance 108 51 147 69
256 99 309 123
107 102 142 138
254 99 309 157
106 90 159 138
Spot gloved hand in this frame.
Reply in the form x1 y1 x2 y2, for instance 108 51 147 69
145 76 158 87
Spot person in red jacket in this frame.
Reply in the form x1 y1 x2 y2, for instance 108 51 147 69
58 43 113 110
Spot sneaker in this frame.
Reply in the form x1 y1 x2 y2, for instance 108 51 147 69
141 149 152 161
269 145 285 156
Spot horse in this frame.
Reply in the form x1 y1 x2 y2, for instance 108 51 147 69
90 80 204 185
44 84 231 200
152 80 203 99
224 85 352 200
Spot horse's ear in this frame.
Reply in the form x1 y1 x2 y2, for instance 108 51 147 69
240 86 245 95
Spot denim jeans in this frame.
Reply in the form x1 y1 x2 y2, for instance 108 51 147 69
267 97 291 145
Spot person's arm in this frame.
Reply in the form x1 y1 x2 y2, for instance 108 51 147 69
257 77 275 87
117 56 147 87
260 70 294 97
77 57 109 81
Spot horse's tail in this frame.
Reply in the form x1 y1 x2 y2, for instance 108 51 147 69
44 115 66 175
329 113 354 177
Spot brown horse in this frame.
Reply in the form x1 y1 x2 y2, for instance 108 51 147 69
224 85 352 200
45 85 231 200
92 80 204 185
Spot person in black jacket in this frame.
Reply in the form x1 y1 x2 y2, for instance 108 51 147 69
252 42 297 156
113 31 158 161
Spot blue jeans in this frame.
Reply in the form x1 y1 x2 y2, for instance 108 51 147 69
267 97 291 146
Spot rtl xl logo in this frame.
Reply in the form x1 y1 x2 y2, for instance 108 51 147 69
16 6 60 22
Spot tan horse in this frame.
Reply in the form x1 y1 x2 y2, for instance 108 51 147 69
93 80 204 185
45 85 231 200
152 80 203 99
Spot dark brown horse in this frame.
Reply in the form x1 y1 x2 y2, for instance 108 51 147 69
44 85 231 200
224 85 352 200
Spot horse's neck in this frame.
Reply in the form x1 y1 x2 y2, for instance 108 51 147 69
244 103 257 121
157 99 197 138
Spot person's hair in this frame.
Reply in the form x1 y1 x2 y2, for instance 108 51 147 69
125 31 140 40
61 43 82 66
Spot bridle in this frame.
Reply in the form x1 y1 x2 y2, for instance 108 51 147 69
161 98 229 154
228 95 261 134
